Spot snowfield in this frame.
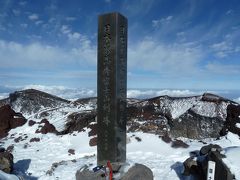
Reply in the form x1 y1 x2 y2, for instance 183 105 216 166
2 124 240 180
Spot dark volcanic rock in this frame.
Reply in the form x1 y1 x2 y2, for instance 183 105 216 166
160 134 172 143
14 136 25 143
0 105 15 131
126 93 234 139
68 149 75 155
171 139 189 148
221 104 240 136
28 120 36 126
0 105 26 139
0 98 10 108
171 109 224 139
89 137 97 147
35 119 58 134
61 111 96 134
0 150 14 173
30 138 40 143
88 124 97 137
9 116 26 129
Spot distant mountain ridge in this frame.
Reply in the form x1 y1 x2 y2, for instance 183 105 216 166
0 89 239 140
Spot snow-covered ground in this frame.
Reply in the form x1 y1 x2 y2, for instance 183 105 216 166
2 124 240 180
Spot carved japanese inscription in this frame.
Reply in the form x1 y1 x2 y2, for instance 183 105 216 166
97 12 127 166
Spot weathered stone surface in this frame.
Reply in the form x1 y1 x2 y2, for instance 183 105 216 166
172 109 224 139
76 168 105 180
97 12 127 165
35 119 57 134
126 94 234 140
183 157 198 176
121 164 153 180
200 144 222 155
0 105 26 139
68 149 75 155
160 134 172 143
28 120 36 126
0 105 16 132
221 104 240 136
0 150 14 173
88 124 97 137
29 138 40 143
89 137 97 147
60 111 96 135
171 139 189 148
9 116 26 129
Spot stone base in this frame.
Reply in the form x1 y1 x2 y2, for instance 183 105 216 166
76 163 153 180
121 163 153 180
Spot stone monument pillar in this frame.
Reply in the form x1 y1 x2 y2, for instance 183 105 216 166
97 12 127 166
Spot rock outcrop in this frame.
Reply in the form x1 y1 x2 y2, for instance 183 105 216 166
0 89 70 115
121 164 153 180
0 148 14 173
221 104 240 136
127 93 235 139
35 119 58 134
0 105 26 139
1 89 240 140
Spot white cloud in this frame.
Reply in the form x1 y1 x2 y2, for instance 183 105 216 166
20 23 28 28
48 18 56 23
68 32 81 40
127 89 202 99
35 20 43 26
60 25 85 42
211 41 231 51
22 85 96 100
65 17 76 21
206 62 240 75
0 25 6 31
105 0 111 3
128 38 202 75
13 85 203 100
210 41 236 58
0 39 96 69
12 9 21 16
28 14 39 21
19 1 27 6
226 9 233 15
61 25 71 34
152 16 173 28
123 0 155 16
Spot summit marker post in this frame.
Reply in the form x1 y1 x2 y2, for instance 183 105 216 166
97 12 128 166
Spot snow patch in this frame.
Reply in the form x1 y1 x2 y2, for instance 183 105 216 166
192 101 228 119
236 123 240 129
224 146 240 179
159 96 200 119
234 97 240 104
0 170 19 180
0 93 8 100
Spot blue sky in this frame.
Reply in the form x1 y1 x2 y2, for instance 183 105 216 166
0 0 240 90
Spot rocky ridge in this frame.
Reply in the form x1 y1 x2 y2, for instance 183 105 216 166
0 89 239 140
